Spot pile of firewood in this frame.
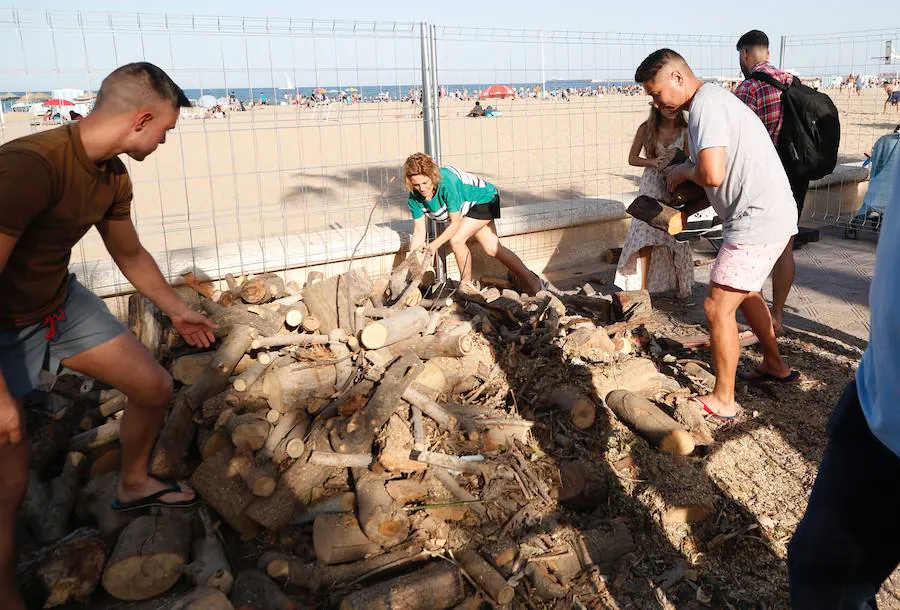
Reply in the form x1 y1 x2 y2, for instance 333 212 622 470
17 251 724 609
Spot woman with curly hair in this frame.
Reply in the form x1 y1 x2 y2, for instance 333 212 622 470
402 152 543 294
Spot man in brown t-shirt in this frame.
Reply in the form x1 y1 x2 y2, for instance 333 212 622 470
0 63 216 609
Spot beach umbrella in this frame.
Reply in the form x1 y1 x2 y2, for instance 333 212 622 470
347 87 358 92
0 92 17 101
327 89 339 93
480 84 516 99
43 98 75 107
197 94 217 109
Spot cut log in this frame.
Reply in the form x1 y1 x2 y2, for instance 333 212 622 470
261 409 306 460
313 513 381 565
181 271 216 298
309 451 372 468
230 569 297 610
250 333 329 350
329 329 354 390
402 385 459 429
181 506 234 594
42 452 88 542
128 293 165 360
244 425 336 530
293 492 356 525
301 314 321 333
546 385 597 429
265 363 337 414
525 562 569 600
306 270 325 285
556 460 606 511
360 306 431 349
273 418 310 464
302 269 372 334
240 273 286 304
604 390 695 456
612 289 652 319
199 428 233 460
172 353 216 385
673 401 715 446
232 358 273 392
263 544 425 592
70 420 120 452
190 448 258 538
16 527 107 609
353 470 411 548
456 549 515 605
76 472 135 536
201 300 282 339
411 450 481 474
563 327 616 359
682 361 717 390
102 512 192 601
417 355 484 396
228 451 277 497
224 413 271 451
591 357 680 400
80 393 128 430
339 561 464 610
392 331 475 360
626 194 680 232
284 302 308 329
152 324 256 478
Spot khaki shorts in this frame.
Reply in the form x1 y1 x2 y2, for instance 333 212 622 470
0 275 128 398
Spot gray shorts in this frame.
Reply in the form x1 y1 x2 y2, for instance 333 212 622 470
0 275 128 399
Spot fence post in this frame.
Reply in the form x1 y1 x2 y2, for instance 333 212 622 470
419 22 447 283
779 35 786 69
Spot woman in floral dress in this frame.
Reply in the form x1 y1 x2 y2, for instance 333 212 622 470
615 105 695 299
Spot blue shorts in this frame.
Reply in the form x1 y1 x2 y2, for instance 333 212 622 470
0 275 128 398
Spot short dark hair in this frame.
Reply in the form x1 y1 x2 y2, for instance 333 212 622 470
736 30 769 51
95 62 190 112
634 48 685 84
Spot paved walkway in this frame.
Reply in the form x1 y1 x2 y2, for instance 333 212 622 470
694 224 876 346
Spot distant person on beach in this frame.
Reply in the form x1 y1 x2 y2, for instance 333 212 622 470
0 62 215 609
733 29 808 335
467 100 485 117
885 81 900 113
788 157 900 610
635 48 798 419
615 103 695 299
402 152 544 294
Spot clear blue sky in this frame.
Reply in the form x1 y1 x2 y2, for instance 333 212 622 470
1 2 898 91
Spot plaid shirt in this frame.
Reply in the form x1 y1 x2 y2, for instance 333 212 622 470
733 61 794 145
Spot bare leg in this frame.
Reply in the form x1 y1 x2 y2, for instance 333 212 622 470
700 283 747 417
740 292 791 377
770 238 795 334
0 401 28 610
637 246 652 291
471 221 541 293
62 332 194 505
447 217 490 286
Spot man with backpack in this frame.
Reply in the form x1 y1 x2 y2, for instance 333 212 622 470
734 30 840 334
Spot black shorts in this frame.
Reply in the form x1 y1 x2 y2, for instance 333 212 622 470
465 194 501 220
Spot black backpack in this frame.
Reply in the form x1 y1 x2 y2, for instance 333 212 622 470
750 71 841 180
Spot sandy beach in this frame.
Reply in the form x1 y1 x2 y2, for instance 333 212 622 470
0 87 895 280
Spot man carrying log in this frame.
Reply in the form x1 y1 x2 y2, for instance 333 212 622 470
0 63 216 609
634 49 798 418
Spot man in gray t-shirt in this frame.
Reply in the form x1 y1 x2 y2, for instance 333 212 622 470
634 48 798 419
686 83 798 245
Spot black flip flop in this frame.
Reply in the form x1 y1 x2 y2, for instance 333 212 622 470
738 368 801 384
111 474 198 512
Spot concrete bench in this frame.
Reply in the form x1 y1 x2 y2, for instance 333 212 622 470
71 195 631 299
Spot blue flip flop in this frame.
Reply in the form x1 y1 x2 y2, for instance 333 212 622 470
111 474 198 512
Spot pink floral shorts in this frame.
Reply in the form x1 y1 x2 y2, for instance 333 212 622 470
710 240 789 292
